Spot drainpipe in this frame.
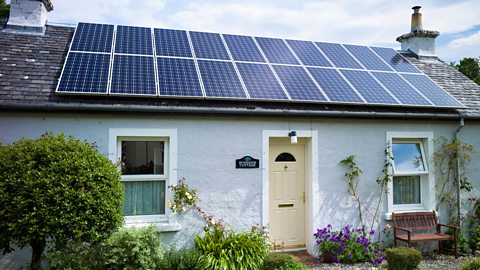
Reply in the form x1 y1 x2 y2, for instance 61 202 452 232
455 118 464 227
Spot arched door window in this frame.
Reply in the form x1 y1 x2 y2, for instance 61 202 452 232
275 152 296 162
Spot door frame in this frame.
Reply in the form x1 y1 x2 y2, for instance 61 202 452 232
262 130 318 254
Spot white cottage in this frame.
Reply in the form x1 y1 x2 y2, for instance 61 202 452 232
1 1 479 267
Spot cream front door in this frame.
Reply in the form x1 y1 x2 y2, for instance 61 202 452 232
269 142 305 248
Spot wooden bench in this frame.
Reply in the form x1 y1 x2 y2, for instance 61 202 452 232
392 211 458 258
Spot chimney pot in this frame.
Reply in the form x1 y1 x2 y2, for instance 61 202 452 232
411 6 423 32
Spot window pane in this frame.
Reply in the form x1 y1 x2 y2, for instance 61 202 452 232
393 176 421 204
123 181 165 215
392 143 425 172
121 141 164 175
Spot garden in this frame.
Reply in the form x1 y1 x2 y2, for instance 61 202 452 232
0 133 479 269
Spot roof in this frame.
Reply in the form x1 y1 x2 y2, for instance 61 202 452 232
0 25 479 119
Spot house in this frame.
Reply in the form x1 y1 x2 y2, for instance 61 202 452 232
1 0 479 267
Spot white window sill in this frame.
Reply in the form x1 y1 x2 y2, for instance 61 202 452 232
124 221 182 232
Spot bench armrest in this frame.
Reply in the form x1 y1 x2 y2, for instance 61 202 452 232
393 226 412 233
393 226 412 241
437 223 458 234
437 223 458 230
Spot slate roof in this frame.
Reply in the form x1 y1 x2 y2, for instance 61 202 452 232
0 25 479 119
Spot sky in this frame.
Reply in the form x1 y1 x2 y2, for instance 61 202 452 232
15 0 480 63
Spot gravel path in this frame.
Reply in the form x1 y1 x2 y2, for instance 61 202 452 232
309 253 476 270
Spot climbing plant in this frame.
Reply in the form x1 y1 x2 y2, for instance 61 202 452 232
434 137 478 252
340 155 365 230
433 137 475 224
340 143 393 239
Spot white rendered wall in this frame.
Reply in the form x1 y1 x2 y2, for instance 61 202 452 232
0 112 478 265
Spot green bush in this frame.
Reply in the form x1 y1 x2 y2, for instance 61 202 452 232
385 247 421 270
47 241 105 270
262 252 308 270
474 227 480 251
0 133 124 270
195 227 269 270
157 247 201 270
461 257 480 270
103 226 163 270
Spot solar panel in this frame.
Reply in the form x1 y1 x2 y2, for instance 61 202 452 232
286 40 331 67
71 22 114 53
372 72 431 105
255 37 299 65
308 68 364 103
344 45 393 71
115 25 153 55
315 42 363 69
401 74 463 107
197 60 246 98
157 58 203 97
340 70 398 104
272 65 327 101
371 47 421 73
189 31 230 60
57 52 110 94
110 55 156 95
154 29 192 58
223 34 265 62
58 22 465 109
236 63 288 99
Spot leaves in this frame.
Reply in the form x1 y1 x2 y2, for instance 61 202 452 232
0 133 124 259
195 227 269 270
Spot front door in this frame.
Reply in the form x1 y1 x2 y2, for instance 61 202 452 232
269 141 305 248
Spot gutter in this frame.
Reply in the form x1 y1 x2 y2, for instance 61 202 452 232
0 102 471 120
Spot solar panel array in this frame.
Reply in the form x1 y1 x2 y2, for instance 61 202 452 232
57 22 464 108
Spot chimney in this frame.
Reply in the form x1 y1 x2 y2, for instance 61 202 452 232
5 0 54 35
396 6 440 61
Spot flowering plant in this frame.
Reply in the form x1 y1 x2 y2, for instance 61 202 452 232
314 225 384 265
168 178 197 213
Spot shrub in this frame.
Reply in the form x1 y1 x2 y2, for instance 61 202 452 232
314 224 384 265
195 226 269 270
262 252 308 270
384 247 421 270
461 257 480 270
0 133 124 270
46 241 105 270
103 226 163 270
157 247 201 270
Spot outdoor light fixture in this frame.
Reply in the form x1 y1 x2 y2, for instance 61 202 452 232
289 131 297 144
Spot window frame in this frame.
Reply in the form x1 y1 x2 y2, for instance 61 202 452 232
109 128 179 229
385 132 435 219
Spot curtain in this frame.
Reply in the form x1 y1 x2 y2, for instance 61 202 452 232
393 176 420 204
123 181 165 215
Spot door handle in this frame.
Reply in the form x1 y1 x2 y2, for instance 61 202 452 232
278 203 294 208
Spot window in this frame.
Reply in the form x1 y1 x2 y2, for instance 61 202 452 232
275 152 296 162
392 142 427 206
121 140 166 216
109 129 178 227
386 132 435 218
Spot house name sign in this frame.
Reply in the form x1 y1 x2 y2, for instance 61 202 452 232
235 156 259 169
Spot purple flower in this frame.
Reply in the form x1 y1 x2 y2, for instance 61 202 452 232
369 229 375 235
